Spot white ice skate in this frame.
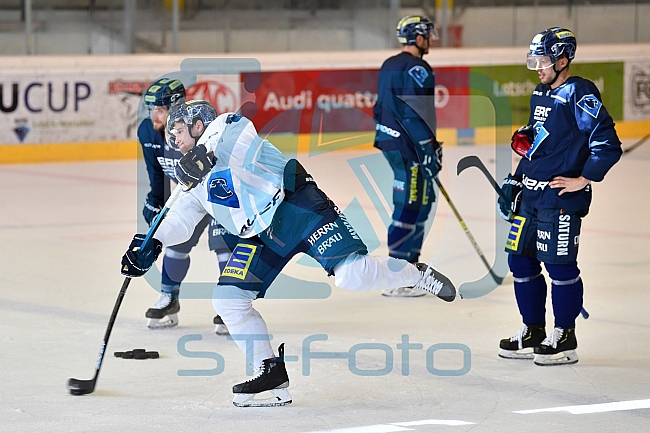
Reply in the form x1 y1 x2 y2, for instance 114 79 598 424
533 327 579 366
232 343 292 407
412 263 457 302
145 292 180 329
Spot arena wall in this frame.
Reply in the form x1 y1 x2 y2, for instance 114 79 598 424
1 44 649 163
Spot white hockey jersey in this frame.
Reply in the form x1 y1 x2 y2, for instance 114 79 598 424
154 113 287 247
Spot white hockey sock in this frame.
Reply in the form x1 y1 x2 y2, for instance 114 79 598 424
333 253 420 292
212 285 274 369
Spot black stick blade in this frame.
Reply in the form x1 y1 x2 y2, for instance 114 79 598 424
68 377 96 396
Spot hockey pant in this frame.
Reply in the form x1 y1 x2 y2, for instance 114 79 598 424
509 254 584 329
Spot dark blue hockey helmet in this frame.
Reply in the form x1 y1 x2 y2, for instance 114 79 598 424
166 100 218 150
396 15 436 45
527 27 577 70
144 78 186 108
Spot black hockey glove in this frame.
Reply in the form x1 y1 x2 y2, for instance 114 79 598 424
498 173 523 222
142 196 162 226
511 125 534 158
420 139 443 180
175 144 216 190
120 234 163 278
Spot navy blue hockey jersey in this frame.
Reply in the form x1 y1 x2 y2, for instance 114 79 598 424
137 117 182 208
515 76 622 211
373 52 437 161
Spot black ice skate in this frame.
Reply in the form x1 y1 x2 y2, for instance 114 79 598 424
232 343 292 407
534 327 578 366
412 263 457 302
213 315 230 335
145 292 180 329
499 325 546 360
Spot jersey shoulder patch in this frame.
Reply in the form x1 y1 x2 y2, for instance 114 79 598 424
408 65 429 88
207 169 240 208
576 94 602 119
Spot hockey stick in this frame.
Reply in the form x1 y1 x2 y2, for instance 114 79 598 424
433 176 503 285
457 155 589 319
68 184 184 396
623 132 650 155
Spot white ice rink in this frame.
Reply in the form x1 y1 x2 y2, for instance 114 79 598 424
1 142 649 432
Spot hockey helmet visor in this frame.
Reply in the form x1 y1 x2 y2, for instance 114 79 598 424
526 54 555 70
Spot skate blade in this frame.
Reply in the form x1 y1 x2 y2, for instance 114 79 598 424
233 388 292 407
381 287 427 297
147 314 179 329
534 350 578 366
215 324 230 336
498 348 535 360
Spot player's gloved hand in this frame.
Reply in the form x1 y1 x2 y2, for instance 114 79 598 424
498 173 523 222
142 197 162 226
120 234 163 277
175 144 216 190
420 139 443 180
511 125 534 158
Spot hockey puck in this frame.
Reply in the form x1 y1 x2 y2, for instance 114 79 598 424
114 349 159 360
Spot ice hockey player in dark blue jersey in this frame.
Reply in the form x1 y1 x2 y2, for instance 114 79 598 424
373 15 442 297
498 28 622 365
139 78 237 333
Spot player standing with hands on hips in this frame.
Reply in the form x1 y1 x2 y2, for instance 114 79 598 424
121 99 457 407
373 15 442 297
139 78 237 334
498 28 621 365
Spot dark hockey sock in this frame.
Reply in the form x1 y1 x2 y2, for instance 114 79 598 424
546 262 583 329
388 208 422 262
161 253 191 287
510 254 547 326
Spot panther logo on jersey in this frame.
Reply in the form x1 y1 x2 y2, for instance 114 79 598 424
408 66 429 88
577 94 602 118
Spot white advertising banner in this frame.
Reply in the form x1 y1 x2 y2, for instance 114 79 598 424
0 66 247 145
625 61 650 121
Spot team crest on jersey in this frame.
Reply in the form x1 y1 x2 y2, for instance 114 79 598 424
207 169 240 208
577 94 602 118
408 66 429 88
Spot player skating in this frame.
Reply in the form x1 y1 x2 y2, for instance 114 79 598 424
497 28 622 365
139 79 237 333
373 15 442 297
121 100 457 406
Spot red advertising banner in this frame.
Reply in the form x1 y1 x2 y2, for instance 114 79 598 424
241 67 469 136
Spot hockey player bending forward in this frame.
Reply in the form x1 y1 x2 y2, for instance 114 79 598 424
498 28 621 366
138 78 237 334
120 100 457 407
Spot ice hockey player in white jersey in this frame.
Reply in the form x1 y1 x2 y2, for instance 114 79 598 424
120 99 457 407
